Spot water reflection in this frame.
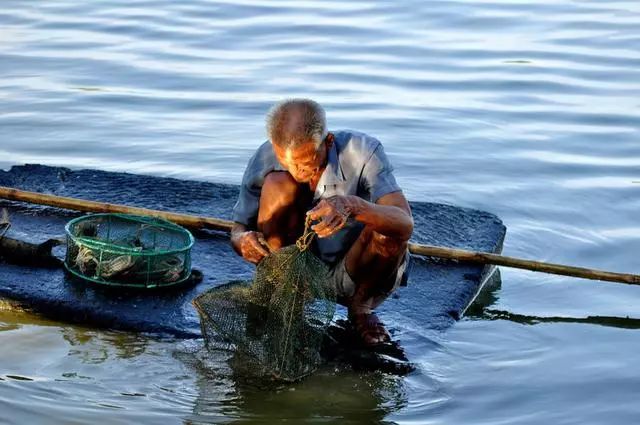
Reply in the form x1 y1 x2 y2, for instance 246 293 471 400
178 342 407 424
0 308 146 385
481 309 640 330
62 327 150 364
1 309 149 364
466 269 640 330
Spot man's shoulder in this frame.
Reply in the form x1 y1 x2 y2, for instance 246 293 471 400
333 130 382 158
247 140 278 166
240 140 283 185
253 139 274 156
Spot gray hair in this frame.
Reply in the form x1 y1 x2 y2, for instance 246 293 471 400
266 98 327 149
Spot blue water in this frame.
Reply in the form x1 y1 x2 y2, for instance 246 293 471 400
1 1 640 423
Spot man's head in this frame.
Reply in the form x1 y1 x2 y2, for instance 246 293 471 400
266 98 332 183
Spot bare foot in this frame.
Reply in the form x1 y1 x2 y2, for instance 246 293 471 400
349 311 391 347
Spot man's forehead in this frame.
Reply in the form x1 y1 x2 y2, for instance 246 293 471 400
289 142 318 157
274 141 317 157
284 148 293 164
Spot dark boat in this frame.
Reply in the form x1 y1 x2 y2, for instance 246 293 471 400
0 164 506 374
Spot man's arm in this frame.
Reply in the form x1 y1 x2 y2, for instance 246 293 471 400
308 191 413 241
351 191 413 240
230 144 275 264
230 222 271 264
309 139 412 240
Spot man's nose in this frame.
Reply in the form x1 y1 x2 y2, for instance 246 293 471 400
291 163 306 173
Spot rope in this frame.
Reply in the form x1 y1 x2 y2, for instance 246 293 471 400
295 215 316 252
0 208 9 240
0 223 9 240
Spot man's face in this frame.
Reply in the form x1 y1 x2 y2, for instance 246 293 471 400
272 140 326 183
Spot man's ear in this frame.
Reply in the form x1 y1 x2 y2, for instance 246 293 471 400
325 132 334 149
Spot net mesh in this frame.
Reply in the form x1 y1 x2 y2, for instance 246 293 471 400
64 213 194 288
193 218 336 381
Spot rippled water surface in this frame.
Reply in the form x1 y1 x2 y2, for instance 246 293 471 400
1 1 640 423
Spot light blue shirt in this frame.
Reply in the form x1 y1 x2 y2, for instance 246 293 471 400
232 130 402 264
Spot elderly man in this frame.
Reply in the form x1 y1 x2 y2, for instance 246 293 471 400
231 99 413 346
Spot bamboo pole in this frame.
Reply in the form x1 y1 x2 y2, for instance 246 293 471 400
407 243 640 285
1 186 639 286
0 186 232 232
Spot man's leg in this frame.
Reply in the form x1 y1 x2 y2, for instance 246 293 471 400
257 171 311 251
342 226 408 344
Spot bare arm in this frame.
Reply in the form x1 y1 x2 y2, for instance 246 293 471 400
230 222 271 264
351 192 413 240
308 192 413 241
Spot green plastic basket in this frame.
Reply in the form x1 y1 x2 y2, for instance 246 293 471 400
64 213 194 288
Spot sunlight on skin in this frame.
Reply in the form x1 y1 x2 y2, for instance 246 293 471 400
271 136 331 188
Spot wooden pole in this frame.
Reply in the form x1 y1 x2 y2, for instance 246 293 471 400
407 243 640 285
0 186 233 232
1 186 639 286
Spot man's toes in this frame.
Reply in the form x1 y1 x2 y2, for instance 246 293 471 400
349 311 391 347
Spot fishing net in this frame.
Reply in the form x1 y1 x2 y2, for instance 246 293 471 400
193 217 335 381
64 213 194 288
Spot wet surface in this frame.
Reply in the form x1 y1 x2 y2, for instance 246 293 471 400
0 164 504 338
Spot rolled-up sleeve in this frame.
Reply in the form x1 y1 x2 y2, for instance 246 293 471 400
232 153 262 227
360 143 402 202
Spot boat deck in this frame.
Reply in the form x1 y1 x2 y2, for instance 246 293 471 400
0 164 506 339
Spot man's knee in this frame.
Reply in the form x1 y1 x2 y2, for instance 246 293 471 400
262 171 300 207
369 230 408 259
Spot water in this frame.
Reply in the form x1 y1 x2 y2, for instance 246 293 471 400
1 0 640 423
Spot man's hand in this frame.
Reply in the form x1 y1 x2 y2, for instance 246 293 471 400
231 230 271 264
307 195 361 238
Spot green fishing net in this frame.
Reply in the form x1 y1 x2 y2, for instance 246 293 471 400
193 218 336 381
